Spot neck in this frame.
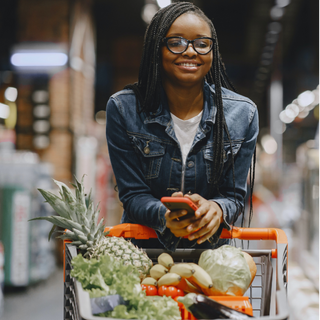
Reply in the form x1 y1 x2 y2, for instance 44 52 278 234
162 81 204 120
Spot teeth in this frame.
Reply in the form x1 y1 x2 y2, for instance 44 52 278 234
179 63 197 67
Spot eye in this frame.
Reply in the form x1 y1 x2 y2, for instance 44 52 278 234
168 38 184 47
195 40 210 48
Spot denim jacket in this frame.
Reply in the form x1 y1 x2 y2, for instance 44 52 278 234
106 82 259 251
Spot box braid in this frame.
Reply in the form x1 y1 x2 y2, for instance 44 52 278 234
124 2 255 229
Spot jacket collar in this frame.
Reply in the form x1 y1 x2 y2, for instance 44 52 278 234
144 82 217 129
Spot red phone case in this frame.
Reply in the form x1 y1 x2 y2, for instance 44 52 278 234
160 197 198 214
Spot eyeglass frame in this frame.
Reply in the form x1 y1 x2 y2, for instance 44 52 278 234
162 36 215 55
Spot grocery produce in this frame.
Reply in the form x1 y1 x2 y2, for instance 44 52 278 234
71 253 181 320
150 264 169 280
177 293 253 319
198 245 255 296
158 272 182 287
158 286 184 298
242 251 257 286
141 277 158 286
169 262 213 291
141 285 158 296
30 176 152 279
170 263 195 278
158 252 174 269
176 278 202 294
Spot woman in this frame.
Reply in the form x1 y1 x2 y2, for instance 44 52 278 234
106 2 258 251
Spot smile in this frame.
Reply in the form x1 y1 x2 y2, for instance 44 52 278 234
177 63 200 67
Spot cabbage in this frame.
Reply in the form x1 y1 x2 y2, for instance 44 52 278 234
198 245 251 296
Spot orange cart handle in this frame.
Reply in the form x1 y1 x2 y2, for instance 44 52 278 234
104 223 287 244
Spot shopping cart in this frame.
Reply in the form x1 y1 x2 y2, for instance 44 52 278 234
63 224 289 320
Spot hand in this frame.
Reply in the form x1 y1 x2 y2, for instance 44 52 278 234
164 192 199 238
184 193 223 244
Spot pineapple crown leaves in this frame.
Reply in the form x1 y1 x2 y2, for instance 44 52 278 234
37 188 71 220
30 175 108 244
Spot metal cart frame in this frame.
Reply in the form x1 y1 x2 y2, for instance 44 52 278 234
63 224 289 320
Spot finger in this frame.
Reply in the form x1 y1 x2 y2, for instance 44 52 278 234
166 209 189 223
187 205 221 239
172 191 183 197
196 222 220 244
187 216 220 243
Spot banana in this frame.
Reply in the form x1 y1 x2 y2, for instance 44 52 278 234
141 277 158 286
150 264 168 280
158 253 174 269
187 263 213 290
169 263 195 278
176 278 202 294
157 272 181 287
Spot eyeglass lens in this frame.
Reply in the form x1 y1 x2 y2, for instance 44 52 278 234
167 37 213 54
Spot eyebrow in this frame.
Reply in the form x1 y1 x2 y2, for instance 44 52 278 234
167 33 210 37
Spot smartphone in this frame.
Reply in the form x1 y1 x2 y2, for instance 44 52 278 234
161 197 198 219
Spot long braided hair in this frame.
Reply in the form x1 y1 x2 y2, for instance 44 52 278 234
125 2 255 229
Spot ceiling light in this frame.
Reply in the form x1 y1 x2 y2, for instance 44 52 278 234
11 52 67 67
270 6 284 20
141 4 158 24
32 90 49 103
279 110 294 123
286 104 299 117
4 87 18 102
268 22 282 33
261 134 278 154
297 90 315 107
276 0 290 8
156 0 171 8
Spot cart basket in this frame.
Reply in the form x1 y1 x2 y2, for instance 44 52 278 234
63 224 289 320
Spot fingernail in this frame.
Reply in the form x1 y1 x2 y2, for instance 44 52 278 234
189 235 194 240
198 239 203 244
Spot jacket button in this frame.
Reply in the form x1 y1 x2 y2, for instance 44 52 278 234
144 147 150 154
187 161 194 168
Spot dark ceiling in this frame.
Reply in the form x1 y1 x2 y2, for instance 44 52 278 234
0 0 318 138
93 0 319 132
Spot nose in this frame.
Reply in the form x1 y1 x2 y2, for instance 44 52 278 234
183 43 197 56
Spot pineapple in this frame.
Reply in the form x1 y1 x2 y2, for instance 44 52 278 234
31 175 152 279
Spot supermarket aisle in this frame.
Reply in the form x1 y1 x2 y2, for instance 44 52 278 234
3 266 63 320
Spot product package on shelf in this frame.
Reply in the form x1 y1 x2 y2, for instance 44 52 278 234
0 150 56 287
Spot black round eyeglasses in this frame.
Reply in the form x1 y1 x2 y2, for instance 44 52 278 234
162 36 214 55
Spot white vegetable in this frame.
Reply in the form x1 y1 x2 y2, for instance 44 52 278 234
198 245 252 296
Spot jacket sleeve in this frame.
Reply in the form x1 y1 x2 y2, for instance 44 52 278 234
106 96 179 251
209 105 259 244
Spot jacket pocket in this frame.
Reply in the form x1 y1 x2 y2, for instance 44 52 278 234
203 140 242 184
131 136 165 179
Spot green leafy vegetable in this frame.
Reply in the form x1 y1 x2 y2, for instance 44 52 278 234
198 245 251 296
70 253 181 320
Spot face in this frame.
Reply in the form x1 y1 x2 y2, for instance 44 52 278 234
161 13 213 88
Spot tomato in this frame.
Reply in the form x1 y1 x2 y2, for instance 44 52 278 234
145 285 158 296
167 286 178 297
158 285 182 298
158 285 168 296
141 284 147 292
175 288 185 297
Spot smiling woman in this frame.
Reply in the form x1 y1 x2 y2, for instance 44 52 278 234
105 2 259 251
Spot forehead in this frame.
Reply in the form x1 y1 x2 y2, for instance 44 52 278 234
166 13 211 37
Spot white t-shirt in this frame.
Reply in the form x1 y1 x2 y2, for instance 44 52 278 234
171 111 203 191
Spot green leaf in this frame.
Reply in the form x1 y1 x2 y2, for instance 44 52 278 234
70 254 181 320
37 188 71 219
48 224 57 241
